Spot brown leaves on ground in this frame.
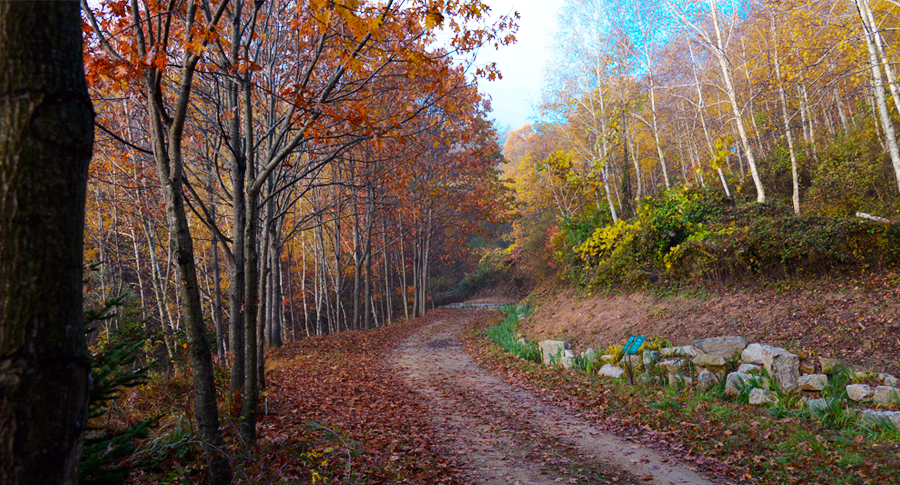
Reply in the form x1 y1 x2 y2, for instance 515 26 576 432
256 314 467 484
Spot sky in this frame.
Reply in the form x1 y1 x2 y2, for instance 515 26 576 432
471 0 566 134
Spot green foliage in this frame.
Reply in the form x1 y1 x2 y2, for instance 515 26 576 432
81 298 162 485
547 185 900 287
567 187 726 286
131 413 200 467
666 213 900 281
486 305 541 363
810 366 858 430
807 130 898 217
730 372 772 405
571 349 598 374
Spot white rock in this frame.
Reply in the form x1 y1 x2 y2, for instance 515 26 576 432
859 409 900 428
539 340 571 366
846 384 875 402
660 345 697 358
737 363 762 374
692 336 748 357
749 388 778 405
799 374 828 391
696 370 720 391
741 343 766 364
760 345 800 393
560 356 575 370
874 386 900 405
563 349 575 359
598 364 625 378
600 354 615 363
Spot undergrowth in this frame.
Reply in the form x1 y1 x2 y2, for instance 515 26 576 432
557 187 900 288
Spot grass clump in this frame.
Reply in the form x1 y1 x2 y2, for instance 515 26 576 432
486 304 541 363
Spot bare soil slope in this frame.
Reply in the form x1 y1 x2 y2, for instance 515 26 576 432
519 271 900 376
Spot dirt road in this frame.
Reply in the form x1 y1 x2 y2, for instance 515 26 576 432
392 309 715 485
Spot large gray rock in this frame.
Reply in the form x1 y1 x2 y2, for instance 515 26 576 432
696 369 720 391
859 409 900 428
749 388 778 405
660 359 686 374
819 357 843 375
660 345 697 358
741 343 766 364
874 386 900 405
846 384 875 402
799 374 828 391
539 340 571 366
760 345 800 393
737 363 762 374
598 364 625 378
692 336 748 357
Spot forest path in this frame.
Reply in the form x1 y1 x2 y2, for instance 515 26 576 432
391 309 715 485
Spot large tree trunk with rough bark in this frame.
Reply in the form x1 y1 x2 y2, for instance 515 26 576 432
0 2 93 483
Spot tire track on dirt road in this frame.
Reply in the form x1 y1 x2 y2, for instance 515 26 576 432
392 309 716 485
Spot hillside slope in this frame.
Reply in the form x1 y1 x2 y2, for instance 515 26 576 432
517 271 900 376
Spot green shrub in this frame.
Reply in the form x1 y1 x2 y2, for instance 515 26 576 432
81 298 162 485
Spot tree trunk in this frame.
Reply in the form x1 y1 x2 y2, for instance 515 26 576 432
141 218 176 359
708 0 765 203
856 0 900 192
772 13 801 215
242 72 260 445
0 3 92 482
227 75 246 396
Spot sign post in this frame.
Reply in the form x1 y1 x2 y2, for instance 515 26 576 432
621 335 646 385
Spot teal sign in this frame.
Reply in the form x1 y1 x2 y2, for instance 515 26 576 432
623 335 646 355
